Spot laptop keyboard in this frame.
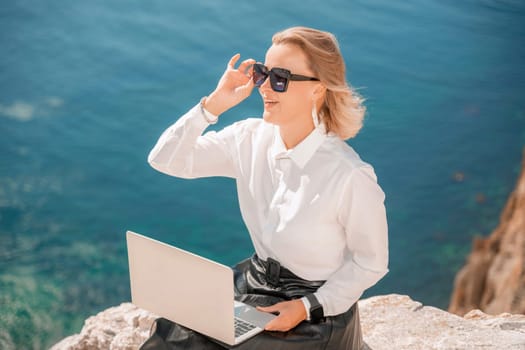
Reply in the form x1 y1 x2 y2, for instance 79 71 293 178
234 317 257 337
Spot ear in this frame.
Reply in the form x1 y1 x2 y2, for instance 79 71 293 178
312 83 327 104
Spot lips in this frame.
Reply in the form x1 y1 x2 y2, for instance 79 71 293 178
263 100 278 108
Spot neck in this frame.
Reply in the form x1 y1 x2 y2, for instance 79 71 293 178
279 119 315 150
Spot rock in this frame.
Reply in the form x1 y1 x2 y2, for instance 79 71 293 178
359 294 525 350
449 147 525 316
50 303 157 350
51 295 525 349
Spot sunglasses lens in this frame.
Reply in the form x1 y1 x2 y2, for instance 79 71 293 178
253 65 289 92
270 69 289 92
253 64 268 87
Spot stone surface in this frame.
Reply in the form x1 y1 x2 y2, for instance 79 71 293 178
449 147 525 316
52 294 525 350
50 303 157 350
360 294 525 350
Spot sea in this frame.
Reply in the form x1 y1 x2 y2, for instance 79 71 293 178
1 0 524 348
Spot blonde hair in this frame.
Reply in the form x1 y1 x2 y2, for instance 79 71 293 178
272 27 366 140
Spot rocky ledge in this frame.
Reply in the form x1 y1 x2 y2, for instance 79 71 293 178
449 147 525 316
52 294 525 350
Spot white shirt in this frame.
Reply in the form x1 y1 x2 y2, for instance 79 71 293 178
147 102 389 317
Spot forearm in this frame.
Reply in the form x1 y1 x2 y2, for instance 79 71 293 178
147 102 235 179
313 259 389 316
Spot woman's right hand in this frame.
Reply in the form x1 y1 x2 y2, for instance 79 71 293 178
203 53 256 117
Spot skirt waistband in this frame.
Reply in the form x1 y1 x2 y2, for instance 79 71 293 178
251 254 326 290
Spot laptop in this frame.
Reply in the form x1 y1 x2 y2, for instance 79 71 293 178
126 230 277 346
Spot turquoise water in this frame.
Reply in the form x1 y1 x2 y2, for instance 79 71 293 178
1 0 524 348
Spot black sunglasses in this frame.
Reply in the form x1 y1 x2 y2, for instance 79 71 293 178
252 63 320 93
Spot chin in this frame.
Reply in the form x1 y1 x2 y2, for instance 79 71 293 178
262 111 279 125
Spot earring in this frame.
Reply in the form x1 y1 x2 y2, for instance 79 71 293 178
312 103 320 128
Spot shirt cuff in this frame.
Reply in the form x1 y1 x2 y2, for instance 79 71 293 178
199 98 219 124
301 296 311 321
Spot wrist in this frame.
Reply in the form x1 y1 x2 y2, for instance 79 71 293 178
301 296 311 321
203 92 227 117
305 293 324 324
199 97 218 124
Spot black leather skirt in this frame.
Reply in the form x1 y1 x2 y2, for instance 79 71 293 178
139 254 363 349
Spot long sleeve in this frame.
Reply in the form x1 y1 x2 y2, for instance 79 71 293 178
148 102 389 317
148 103 237 179
314 165 389 316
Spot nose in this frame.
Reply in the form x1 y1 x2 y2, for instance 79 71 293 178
259 75 272 93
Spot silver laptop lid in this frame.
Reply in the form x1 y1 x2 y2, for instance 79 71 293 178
126 230 235 345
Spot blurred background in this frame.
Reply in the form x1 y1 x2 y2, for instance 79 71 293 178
1 0 524 348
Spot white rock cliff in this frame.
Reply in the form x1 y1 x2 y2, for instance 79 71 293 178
51 294 525 350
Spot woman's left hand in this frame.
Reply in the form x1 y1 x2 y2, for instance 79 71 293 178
256 299 307 332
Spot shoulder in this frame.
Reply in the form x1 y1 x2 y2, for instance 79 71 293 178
215 117 274 153
323 138 387 207
322 136 378 182
223 117 274 142
225 117 270 134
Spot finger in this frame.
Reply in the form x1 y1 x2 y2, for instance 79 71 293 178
264 317 280 331
256 304 281 313
227 53 241 69
239 76 255 96
264 315 289 332
237 58 256 74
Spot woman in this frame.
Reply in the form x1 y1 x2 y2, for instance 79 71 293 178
145 26 388 349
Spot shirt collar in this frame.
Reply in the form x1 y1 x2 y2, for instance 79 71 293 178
271 125 327 169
